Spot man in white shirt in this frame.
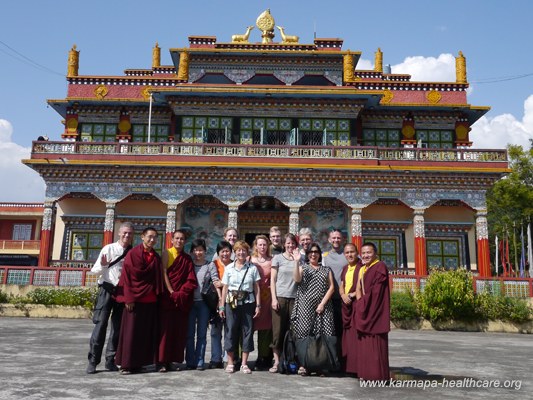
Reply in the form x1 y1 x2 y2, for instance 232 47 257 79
87 222 134 374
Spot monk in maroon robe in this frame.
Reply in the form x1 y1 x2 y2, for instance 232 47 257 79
355 242 390 381
115 227 163 374
339 243 361 375
157 229 198 371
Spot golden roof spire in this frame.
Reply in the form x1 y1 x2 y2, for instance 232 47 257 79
67 44 79 77
456 51 467 84
374 47 383 73
152 42 161 68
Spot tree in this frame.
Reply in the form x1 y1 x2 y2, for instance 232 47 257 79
486 144 533 275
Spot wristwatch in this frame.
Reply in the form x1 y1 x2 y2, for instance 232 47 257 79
256 304 261 308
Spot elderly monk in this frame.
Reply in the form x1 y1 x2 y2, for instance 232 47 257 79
157 229 198 372
115 227 163 374
355 242 390 381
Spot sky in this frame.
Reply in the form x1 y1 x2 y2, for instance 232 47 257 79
1 0 532 202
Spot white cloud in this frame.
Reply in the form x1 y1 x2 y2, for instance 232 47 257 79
392 53 456 82
470 95 533 149
0 119 46 202
356 53 456 82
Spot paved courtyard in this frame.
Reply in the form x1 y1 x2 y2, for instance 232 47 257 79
0 317 530 399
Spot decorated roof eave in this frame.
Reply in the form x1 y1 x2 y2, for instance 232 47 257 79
169 47 361 56
374 103 490 124
151 85 380 102
22 158 511 175
169 47 361 70
47 98 153 117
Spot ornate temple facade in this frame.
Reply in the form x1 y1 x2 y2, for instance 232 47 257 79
23 10 508 276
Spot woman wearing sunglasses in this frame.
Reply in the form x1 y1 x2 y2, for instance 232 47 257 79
292 242 335 376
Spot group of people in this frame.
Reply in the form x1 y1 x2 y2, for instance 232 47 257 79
87 223 390 382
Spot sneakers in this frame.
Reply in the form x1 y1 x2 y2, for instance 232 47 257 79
209 361 224 369
86 362 96 374
105 360 119 372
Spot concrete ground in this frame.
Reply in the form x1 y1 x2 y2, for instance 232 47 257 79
0 317 530 400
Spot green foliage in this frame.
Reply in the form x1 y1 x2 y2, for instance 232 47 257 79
0 290 9 303
487 144 533 270
418 269 478 322
19 287 97 310
390 290 420 321
476 291 532 323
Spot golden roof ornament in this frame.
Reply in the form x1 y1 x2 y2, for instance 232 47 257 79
256 9 275 43
67 44 79 77
231 26 254 43
277 26 299 44
374 48 383 73
152 42 161 68
456 51 467 84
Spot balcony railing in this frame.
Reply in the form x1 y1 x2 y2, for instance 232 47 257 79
0 240 40 251
1 266 531 297
31 141 508 164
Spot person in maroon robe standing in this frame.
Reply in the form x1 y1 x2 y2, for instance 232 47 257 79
355 242 390 382
339 243 361 376
115 227 163 374
157 229 198 372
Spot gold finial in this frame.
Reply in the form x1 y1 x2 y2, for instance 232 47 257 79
374 47 383 73
67 44 79 77
343 52 355 83
152 42 161 68
231 26 255 43
256 9 275 44
456 51 467 84
276 26 299 44
177 51 189 81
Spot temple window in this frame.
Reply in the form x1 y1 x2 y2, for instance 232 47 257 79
364 237 399 268
299 119 350 146
416 130 454 149
70 231 103 261
180 116 232 144
132 124 170 142
12 224 32 241
426 239 461 269
362 128 401 147
80 123 117 142
242 117 291 145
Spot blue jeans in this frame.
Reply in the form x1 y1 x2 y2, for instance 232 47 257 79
185 301 210 368
210 316 223 363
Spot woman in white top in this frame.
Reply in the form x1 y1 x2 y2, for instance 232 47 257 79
218 240 261 374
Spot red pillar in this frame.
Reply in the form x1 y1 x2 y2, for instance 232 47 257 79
414 236 427 276
476 211 491 277
38 203 54 267
477 238 491 277
413 210 427 275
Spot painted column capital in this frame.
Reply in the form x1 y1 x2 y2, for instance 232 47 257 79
289 206 300 235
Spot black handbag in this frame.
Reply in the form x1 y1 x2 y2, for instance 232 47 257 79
201 273 219 312
295 315 340 372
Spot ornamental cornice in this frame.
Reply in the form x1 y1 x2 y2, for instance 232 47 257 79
44 181 488 212
37 166 500 193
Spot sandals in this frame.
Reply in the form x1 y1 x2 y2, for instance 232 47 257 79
268 363 279 373
240 365 252 374
225 364 235 373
